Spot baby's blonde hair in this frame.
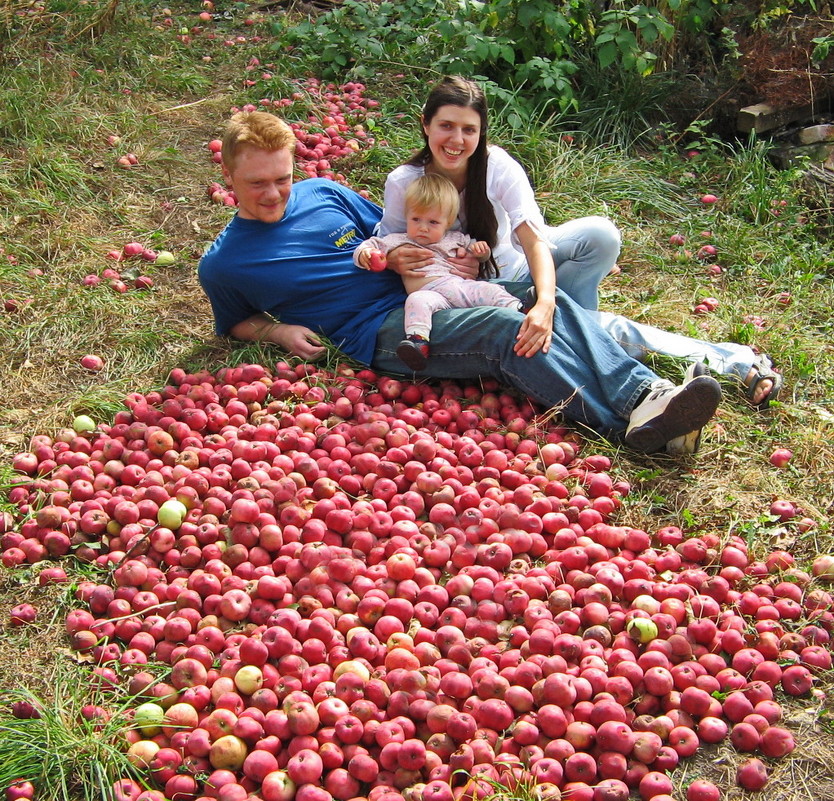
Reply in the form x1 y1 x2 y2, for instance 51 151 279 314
404 174 460 226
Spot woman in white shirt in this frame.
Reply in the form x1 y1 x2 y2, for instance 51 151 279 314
379 76 781 408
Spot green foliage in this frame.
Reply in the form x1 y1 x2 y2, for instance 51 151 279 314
596 4 675 75
811 33 834 64
273 0 752 128
561 57 680 147
275 0 447 79
438 0 583 112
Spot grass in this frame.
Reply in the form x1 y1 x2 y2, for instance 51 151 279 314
0 664 145 801
0 0 833 799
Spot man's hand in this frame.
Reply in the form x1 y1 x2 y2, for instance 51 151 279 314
276 325 327 360
229 315 327 360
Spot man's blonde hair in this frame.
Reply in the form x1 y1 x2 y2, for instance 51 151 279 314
404 174 460 226
221 111 296 172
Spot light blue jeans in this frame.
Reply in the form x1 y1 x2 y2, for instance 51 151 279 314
372 284 661 439
549 216 756 381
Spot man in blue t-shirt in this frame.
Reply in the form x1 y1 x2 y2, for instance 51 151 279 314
199 111 722 453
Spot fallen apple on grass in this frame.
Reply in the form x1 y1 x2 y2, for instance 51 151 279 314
769 448 793 468
80 354 104 371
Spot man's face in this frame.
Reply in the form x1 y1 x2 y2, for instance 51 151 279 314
223 145 294 223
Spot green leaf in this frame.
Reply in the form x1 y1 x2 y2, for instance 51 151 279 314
639 21 659 44
499 44 516 64
616 29 638 48
598 41 617 69
473 39 491 60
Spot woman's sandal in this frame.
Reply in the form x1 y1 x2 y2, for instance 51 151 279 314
747 356 783 410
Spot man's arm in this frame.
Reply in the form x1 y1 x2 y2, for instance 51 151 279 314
229 314 327 361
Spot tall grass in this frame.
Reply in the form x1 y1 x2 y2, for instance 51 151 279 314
0 667 144 801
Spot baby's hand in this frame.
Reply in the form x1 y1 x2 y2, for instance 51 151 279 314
469 240 491 259
367 249 387 272
359 248 387 271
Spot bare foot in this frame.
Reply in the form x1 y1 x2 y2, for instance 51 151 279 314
745 368 774 406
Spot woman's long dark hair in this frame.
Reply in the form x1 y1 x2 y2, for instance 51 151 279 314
407 76 498 279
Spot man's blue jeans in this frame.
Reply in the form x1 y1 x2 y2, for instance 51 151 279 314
372 283 660 439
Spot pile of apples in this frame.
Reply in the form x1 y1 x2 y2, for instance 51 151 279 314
3 361 833 801
207 78 381 206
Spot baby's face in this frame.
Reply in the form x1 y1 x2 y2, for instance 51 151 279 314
406 204 449 246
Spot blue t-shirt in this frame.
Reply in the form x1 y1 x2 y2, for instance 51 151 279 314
199 179 407 365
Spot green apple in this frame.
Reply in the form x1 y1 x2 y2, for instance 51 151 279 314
72 414 96 434
332 657 371 683
157 499 187 529
627 617 658 644
133 701 165 736
234 665 264 695
155 251 175 266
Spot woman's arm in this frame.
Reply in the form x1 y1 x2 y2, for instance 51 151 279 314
513 221 556 358
229 314 327 360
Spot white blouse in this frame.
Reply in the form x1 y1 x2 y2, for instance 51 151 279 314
379 145 548 281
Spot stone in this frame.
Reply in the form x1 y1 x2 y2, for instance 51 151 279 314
737 103 819 134
770 142 834 169
798 124 834 145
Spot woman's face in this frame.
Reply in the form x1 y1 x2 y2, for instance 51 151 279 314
422 104 482 179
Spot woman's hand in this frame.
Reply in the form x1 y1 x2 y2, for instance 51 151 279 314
514 300 555 357
446 247 480 280
385 244 435 278
512 222 557 356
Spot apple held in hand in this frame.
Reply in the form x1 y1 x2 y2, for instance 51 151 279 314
368 250 387 272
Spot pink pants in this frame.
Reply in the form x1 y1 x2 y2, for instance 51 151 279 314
404 275 521 340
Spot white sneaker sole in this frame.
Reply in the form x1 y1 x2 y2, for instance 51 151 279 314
625 375 721 453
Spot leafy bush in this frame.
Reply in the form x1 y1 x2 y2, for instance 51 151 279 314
274 0 749 129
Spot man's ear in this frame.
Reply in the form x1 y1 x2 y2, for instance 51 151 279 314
221 163 232 188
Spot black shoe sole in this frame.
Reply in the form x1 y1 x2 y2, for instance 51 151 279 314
625 376 722 453
396 341 428 372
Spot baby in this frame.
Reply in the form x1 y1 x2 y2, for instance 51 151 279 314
354 174 530 371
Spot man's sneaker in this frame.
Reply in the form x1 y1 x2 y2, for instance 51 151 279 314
666 428 703 456
625 374 722 453
666 362 710 455
396 335 430 371
684 360 710 382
